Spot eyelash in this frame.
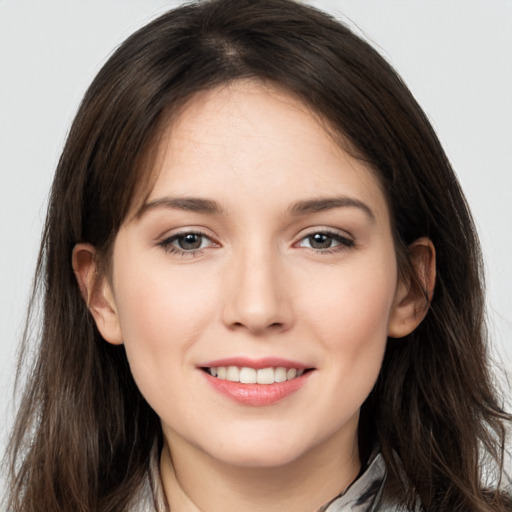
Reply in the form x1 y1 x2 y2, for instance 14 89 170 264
295 229 355 254
157 231 217 257
157 229 355 257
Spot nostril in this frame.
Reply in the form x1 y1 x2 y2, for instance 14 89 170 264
228 320 284 333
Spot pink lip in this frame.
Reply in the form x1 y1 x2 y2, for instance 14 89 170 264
199 357 310 370
198 357 314 406
200 370 312 408
203 373 310 406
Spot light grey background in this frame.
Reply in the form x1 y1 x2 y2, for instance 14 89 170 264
1 0 511 493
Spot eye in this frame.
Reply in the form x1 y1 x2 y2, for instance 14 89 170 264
158 231 217 255
174 233 208 250
296 231 354 252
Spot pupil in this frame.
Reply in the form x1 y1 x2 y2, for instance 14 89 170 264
178 234 202 250
310 233 332 249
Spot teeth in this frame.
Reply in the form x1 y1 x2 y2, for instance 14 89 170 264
226 366 239 382
208 366 306 384
274 367 287 383
257 367 274 384
286 368 297 380
240 367 257 384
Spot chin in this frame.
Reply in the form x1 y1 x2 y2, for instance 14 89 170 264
214 444 307 469
201 427 324 469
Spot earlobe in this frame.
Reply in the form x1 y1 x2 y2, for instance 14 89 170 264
388 237 436 339
72 243 124 345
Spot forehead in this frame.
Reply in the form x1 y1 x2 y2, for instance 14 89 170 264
135 80 389 224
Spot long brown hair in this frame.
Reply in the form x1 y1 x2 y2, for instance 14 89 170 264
6 0 511 510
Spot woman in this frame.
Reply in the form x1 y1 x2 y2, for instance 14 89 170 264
6 0 511 510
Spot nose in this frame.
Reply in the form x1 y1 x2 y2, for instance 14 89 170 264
221 246 293 335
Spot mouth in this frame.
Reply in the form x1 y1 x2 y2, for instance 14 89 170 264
199 358 315 406
202 366 311 384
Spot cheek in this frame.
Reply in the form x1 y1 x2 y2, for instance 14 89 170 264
111 259 219 391
296 262 396 426
300 256 397 367
115 254 216 332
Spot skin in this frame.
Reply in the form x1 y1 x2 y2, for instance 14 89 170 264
74 81 435 512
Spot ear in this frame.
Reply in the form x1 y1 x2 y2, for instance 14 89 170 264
72 243 123 345
388 237 436 338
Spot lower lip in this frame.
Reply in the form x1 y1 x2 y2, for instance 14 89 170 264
202 371 311 406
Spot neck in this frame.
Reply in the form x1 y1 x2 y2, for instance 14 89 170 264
159 428 361 512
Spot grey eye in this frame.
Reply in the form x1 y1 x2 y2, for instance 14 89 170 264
307 233 335 249
297 231 354 252
301 233 342 250
175 233 205 250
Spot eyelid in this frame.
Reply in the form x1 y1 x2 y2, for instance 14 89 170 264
293 227 355 252
295 226 354 241
156 228 220 257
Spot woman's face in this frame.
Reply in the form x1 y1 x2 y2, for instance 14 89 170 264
104 81 404 469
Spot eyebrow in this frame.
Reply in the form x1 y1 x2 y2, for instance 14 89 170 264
288 196 375 221
136 195 375 221
137 197 224 217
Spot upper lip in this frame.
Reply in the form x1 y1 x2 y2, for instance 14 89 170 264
198 357 311 370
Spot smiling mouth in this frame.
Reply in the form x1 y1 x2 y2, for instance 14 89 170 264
202 366 312 384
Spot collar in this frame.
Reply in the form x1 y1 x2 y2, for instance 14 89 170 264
319 448 387 511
